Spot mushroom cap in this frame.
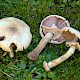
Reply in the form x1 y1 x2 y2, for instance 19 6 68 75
40 15 70 44
0 17 32 52
61 27 79 42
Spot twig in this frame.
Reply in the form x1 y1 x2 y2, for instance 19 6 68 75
0 69 12 77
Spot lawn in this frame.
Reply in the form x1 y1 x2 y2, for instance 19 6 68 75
0 0 80 80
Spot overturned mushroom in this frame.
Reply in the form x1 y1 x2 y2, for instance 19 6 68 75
0 17 32 58
43 27 79 71
27 15 70 60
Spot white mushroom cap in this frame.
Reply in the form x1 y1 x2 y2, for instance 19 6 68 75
40 15 70 44
0 17 32 52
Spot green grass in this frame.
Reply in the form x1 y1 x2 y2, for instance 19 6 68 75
0 0 80 80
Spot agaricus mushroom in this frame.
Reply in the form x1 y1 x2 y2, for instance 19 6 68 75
43 27 80 71
0 17 32 58
27 15 70 60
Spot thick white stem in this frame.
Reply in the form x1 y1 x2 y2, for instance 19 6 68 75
27 32 53 60
9 51 14 58
43 46 76 71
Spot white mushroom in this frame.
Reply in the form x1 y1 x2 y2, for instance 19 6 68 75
43 27 79 71
27 15 70 60
0 17 32 58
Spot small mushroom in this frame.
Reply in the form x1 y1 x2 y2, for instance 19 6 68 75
27 15 70 60
0 17 32 58
43 27 79 71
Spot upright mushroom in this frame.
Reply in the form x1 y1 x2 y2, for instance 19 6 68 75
28 15 70 60
43 27 79 71
0 17 32 58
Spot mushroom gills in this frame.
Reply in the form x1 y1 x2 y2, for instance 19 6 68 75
62 27 80 41
62 30 76 41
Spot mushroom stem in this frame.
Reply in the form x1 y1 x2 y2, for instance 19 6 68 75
9 51 14 58
43 46 76 71
9 43 16 58
27 32 53 60
2 51 14 58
